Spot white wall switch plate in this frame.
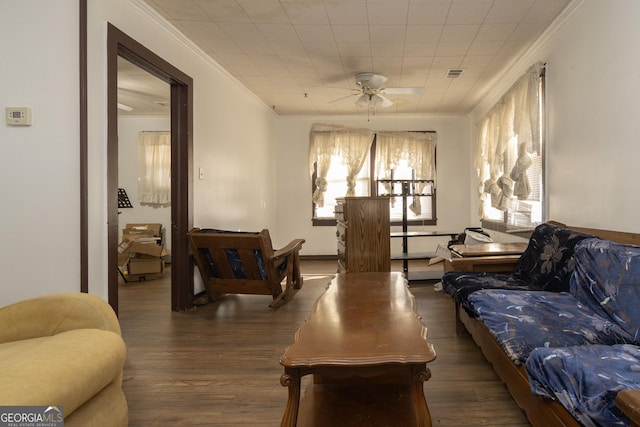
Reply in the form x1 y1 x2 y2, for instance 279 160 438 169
6 107 32 126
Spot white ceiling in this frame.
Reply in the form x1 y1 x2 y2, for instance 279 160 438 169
119 0 572 116
117 57 171 116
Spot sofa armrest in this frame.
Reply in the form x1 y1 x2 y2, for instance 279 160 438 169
0 292 121 344
617 390 640 427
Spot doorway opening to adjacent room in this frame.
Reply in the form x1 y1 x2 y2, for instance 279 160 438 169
107 24 194 313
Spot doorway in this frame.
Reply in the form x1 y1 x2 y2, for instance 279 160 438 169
107 24 194 313
117 57 171 291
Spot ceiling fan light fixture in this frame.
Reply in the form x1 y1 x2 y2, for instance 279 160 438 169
370 94 384 107
356 94 372 108
329 72 423 109
356 94 386 108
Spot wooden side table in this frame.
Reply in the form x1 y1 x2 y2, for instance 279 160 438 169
443 242 528 274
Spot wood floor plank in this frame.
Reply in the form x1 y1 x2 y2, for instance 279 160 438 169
119 261 530 426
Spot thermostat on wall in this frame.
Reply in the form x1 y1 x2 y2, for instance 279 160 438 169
6 107 32 126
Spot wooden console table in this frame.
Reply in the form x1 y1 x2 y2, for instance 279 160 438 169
279 272 436 427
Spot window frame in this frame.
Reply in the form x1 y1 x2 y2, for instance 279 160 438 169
311 133 437 227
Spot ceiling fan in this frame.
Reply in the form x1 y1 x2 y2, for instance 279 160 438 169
331 72 425 108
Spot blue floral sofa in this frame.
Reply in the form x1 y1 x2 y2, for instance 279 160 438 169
442 222 640 427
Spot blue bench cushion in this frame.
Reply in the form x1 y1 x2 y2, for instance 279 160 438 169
571 238 640 343
526 344 640 427
199 229 270 280
467 289 633 364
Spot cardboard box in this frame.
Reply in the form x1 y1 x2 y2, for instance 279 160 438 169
119 224 168 279
128 258 164 275
117 240 132 267
429 244 452 265
129 240 170 258
122 223 163 242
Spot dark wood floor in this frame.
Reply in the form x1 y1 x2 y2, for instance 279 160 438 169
118 261 531 426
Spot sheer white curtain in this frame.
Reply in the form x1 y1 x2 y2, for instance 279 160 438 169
475 62 543 215
138 131 171 205
337 129 374 196
376 131 436 180
308 124 373 206
376 131 437 214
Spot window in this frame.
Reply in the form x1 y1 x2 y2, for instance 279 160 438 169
313 153 371 219
476 63 545 232
309 125 436 226
137 131 171 205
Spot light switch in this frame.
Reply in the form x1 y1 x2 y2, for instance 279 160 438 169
199 168 205 180
6 107 32 126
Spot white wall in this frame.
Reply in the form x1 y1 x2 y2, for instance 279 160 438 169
84 0 279 301
0 0 81 305
117 116 171 249
274 115 472 254
0 0 278 306
469 0 640 234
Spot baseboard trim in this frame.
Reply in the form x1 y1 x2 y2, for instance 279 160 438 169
300 255 337 261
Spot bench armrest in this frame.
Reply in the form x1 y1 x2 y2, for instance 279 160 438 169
617 390 640 427
271 239 305 262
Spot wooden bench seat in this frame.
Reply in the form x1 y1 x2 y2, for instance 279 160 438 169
187 228 304 308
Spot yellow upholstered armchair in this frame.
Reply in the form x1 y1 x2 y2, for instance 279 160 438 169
0 293 128 426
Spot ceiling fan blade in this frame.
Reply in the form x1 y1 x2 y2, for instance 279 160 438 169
328 92 359 104
377 94 394 108
382 87 425 95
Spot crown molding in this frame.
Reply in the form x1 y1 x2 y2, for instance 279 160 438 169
128 0 275 113
470 0 586 120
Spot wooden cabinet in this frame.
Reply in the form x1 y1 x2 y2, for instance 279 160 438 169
335 197 390 272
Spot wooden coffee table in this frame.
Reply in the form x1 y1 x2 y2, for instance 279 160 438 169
279 272 436 427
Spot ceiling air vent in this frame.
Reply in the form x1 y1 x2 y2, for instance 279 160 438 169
446 69 464 79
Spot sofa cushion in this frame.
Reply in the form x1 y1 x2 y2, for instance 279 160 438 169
526 344 640 427
468 289 633 364
513 222 594 292
442 271 533 316
570 238 640 343
0 329 126 417
442 223 595 317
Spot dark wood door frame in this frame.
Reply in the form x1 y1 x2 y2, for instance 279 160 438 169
106 23 194 313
